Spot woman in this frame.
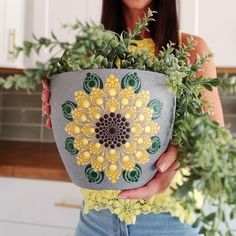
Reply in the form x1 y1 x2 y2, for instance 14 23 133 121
42 0 224 235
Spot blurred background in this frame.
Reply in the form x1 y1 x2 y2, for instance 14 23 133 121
0 0 235 235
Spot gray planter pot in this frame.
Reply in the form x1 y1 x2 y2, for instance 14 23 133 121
51 69 176 190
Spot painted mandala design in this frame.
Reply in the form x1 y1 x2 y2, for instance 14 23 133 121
63 72 162 184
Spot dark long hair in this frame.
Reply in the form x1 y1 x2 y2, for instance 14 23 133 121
101 0 179 53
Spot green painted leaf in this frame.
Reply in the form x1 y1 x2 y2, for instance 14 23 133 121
83 73 103 94
65 137 78 155
85 164 104 184
62 101 77 121
123 164 142 183
121 72 141 93
147 99 163 120
147 136 161 154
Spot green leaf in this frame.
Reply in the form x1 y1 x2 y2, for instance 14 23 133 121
51 30 58 40
205 213 216 222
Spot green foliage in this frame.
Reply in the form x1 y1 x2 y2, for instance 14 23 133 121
0 10 236 235
219 74 236 95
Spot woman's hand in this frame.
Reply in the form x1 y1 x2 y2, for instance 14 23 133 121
118 144 179 200
41 77 52 128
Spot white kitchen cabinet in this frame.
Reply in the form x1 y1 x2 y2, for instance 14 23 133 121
198 0 236 67
25 0 103 68
0 221 75 236
0 177 82 236
88 0 103 24
0 0 103 68
179 0 236 67
0 0 25 68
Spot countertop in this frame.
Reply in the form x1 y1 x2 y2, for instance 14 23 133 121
1 67 236 75
0 140 70 181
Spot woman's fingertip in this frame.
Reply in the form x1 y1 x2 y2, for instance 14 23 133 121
45 118 52 129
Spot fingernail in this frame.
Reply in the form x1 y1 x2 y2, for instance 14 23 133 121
118 195 127 199
42 77 50 90
45 118 52 129
42 103 51 116
41 89 50 103
157 162 167 172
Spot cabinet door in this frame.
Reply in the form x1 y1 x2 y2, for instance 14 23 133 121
179 0 236 67
0 0 5 64
198 0 236 67
0 0 25 68
0 221 75 236
26 0 89 67
0 177 82 229
47 0 88 40
179 0 198 35
88 0 103 24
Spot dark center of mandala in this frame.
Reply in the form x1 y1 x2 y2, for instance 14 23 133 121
95 112 130 149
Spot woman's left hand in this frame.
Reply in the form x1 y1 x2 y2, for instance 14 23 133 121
118 144 180 200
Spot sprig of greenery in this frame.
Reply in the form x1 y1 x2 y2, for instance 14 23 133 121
0 10 236 235
219 74 236 95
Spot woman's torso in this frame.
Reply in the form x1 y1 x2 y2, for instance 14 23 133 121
80 34 202 225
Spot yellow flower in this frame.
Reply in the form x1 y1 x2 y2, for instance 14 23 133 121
64 73 160 183
111 199 142 224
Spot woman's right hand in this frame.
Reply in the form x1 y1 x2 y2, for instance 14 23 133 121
41 77 52 128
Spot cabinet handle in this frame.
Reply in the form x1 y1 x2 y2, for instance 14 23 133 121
54 201 80 209
8 28 16 62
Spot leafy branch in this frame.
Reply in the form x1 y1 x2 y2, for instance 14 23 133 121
0 10 236 235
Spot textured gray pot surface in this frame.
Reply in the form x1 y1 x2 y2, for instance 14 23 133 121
51 69 176 190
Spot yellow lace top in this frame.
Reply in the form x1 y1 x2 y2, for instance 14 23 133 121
80 36 202 225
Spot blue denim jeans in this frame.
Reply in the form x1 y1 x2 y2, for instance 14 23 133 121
75 201 201 236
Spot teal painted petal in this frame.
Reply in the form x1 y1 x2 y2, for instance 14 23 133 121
62 101 77 121
121 72 141 93
147 136 161 154
65 137 78 155
122 164 142 183
148 99 163 120
85 164 104 184
83 73 103 94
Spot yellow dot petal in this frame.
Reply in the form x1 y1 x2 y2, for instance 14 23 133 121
82 138 88 145
97 156 104 163
121 98 129 105
135 99 142 107
145 126 151 133
139 114 144 121
125 142 131 148
109 105 116 112
89 128 95 133
83 151 90 158
122 156 130 162
109 88 117 96
109 149 116 154
82 100 90 108
109 164 117 171
94 113 100 119
74 127 80 134
131 127 136 132
109 74 115 79
96 98 103 105
125 113 130 119
135 151 142 158
81 115 87 121
138 138 143 144
95 143 101 148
